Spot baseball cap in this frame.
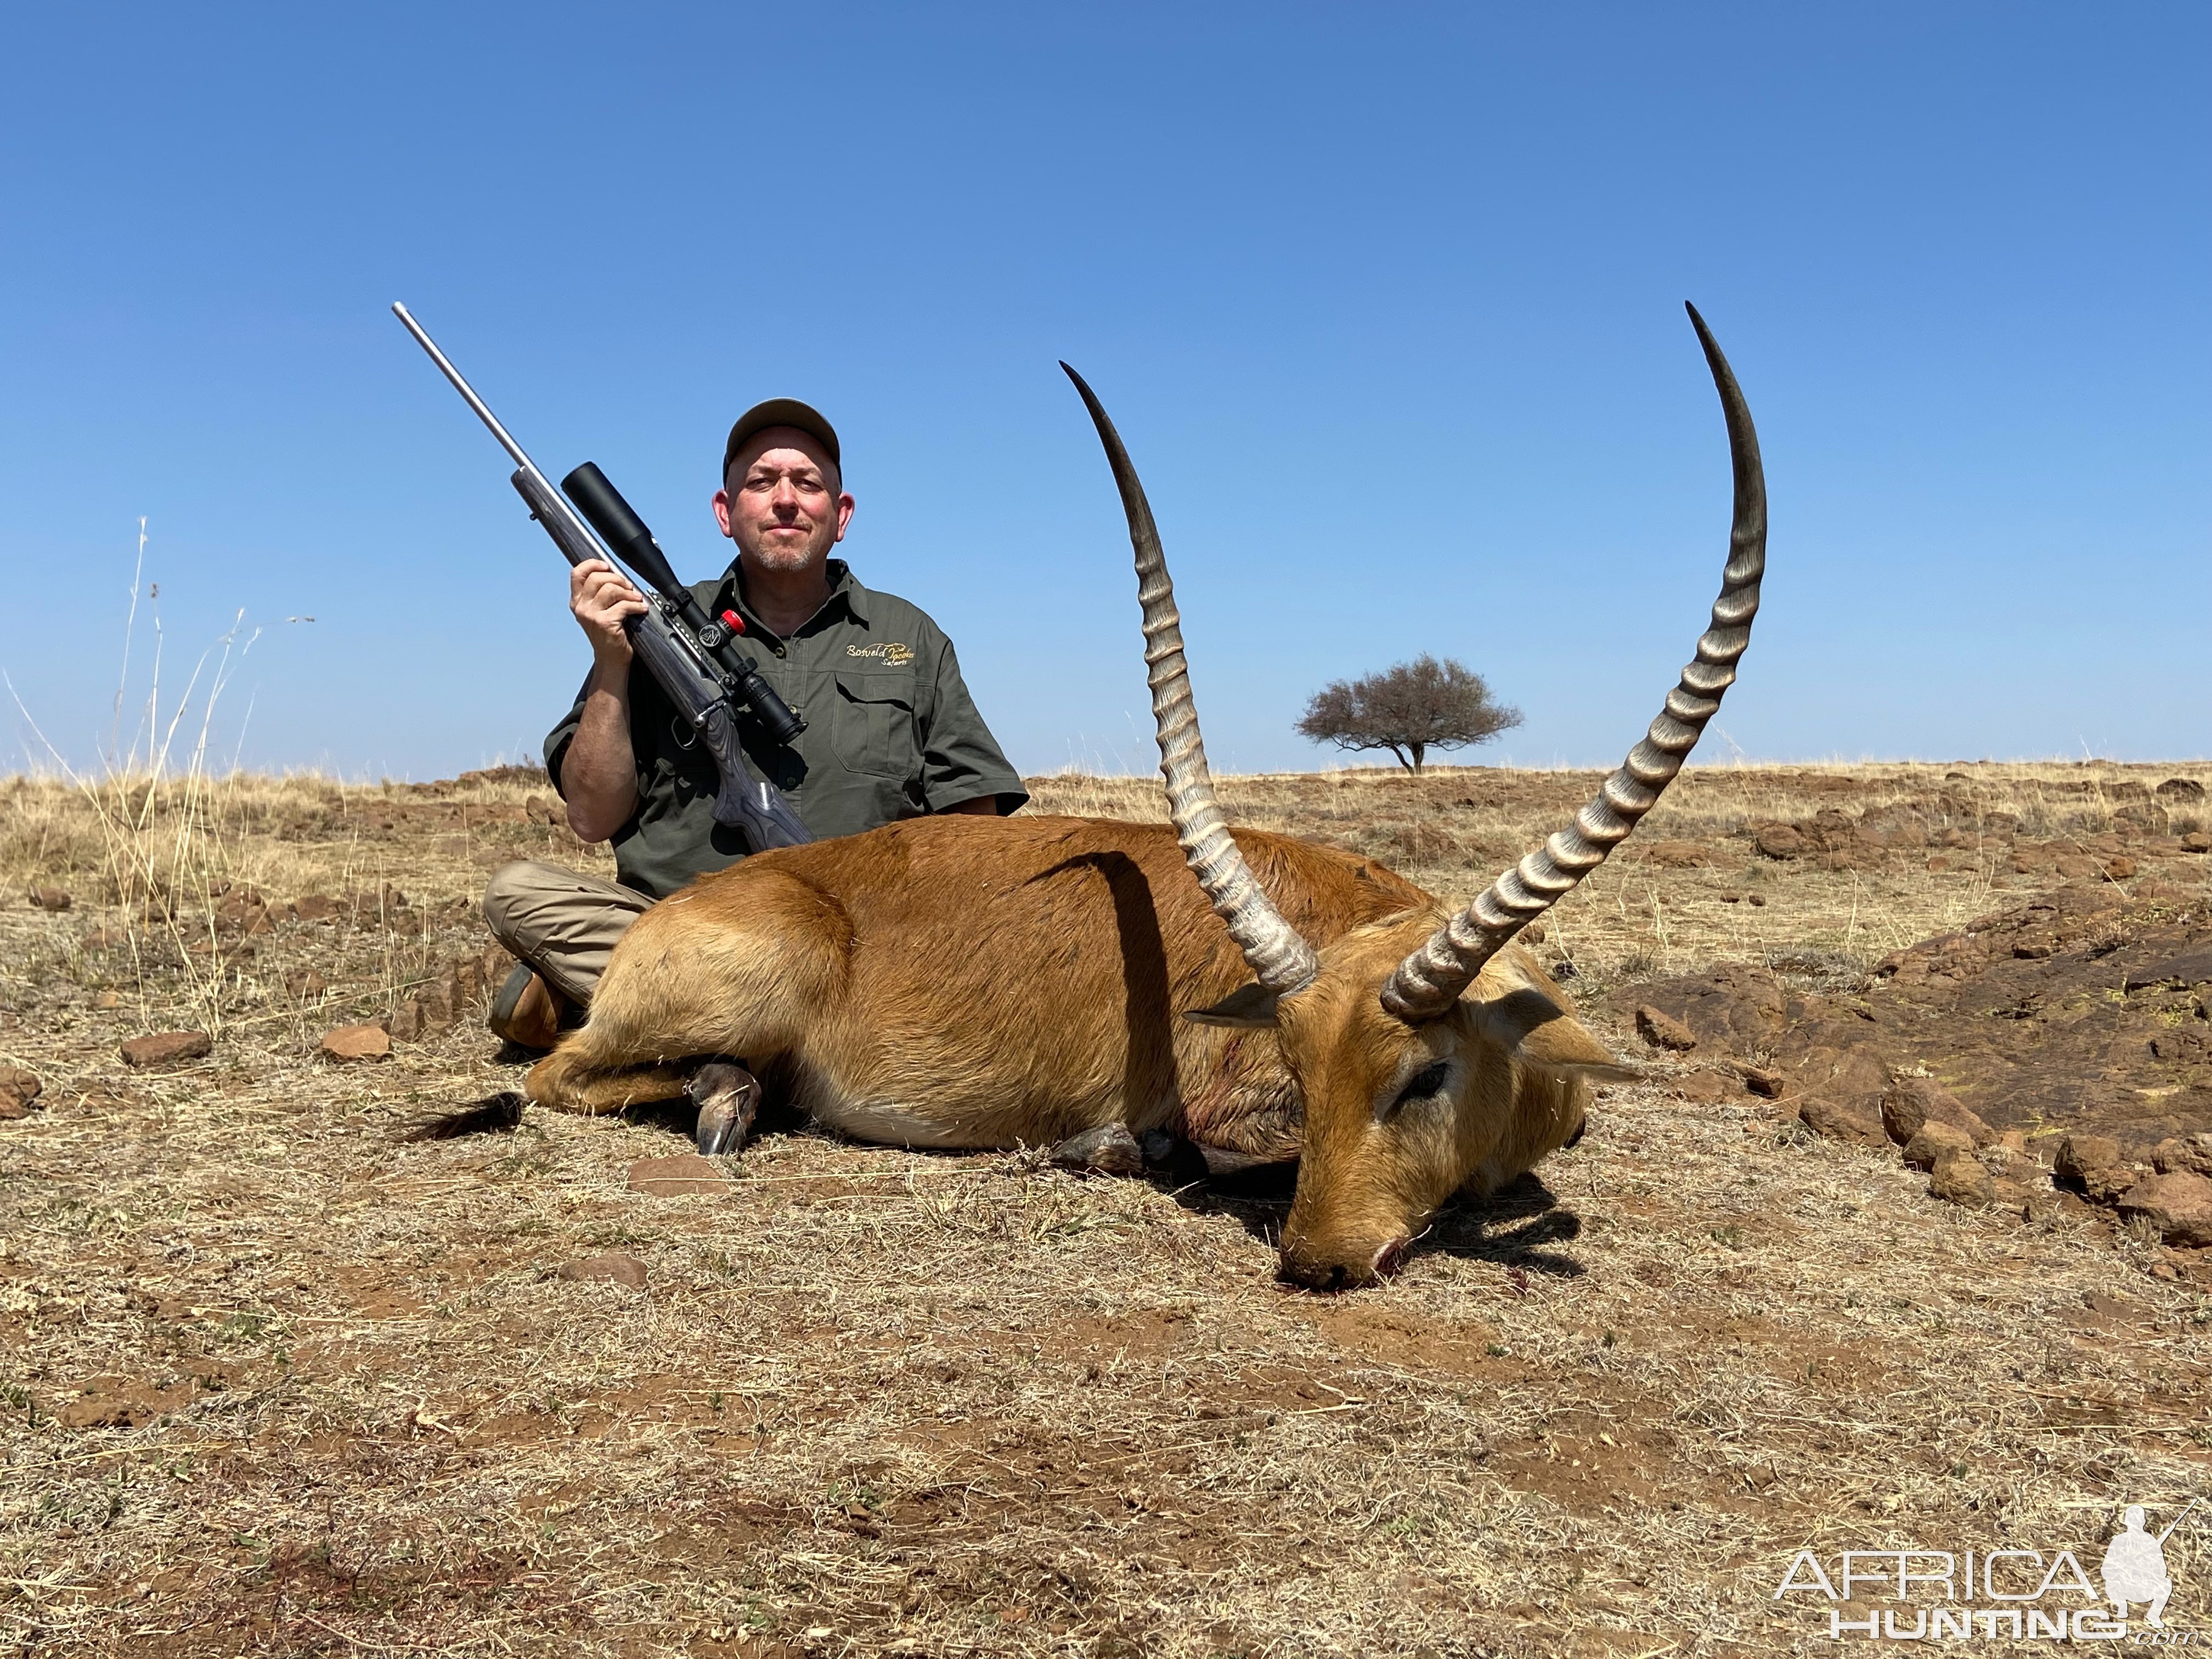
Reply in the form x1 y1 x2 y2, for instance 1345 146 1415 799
724 398 842 479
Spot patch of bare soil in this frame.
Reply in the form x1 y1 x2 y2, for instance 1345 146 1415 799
2 761 2210 1655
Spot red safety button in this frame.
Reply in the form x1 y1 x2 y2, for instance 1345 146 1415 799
720 609 745 634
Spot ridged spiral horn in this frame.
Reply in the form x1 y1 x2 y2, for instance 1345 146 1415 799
1062 363 1321 995
1381 304 1767 1023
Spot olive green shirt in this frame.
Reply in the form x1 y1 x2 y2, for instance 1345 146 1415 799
545 558 1027 899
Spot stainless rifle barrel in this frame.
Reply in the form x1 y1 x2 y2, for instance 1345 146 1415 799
389 302 612 562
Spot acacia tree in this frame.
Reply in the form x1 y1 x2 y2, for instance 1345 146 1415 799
1295 654 1523 774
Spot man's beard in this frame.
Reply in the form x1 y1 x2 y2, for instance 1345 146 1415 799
747 524 834 572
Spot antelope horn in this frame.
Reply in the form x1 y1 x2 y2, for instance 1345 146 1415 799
1062 363 1321 995
1381 304 1767 1023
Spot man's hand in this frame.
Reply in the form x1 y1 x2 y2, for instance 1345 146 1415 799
571 559 648 664
563 560 646 842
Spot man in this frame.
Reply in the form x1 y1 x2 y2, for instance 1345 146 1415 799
2102 1504 2176 1628
482 398 1027 1048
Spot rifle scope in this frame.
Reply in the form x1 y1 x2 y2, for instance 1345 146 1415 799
562 462 806 748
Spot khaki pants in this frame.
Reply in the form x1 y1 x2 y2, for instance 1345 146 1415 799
481 860 653 1006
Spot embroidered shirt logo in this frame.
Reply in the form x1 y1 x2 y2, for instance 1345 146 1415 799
847 642 915 667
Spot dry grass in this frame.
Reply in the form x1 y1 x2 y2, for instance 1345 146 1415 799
1031 759 2211 990
3 760 2209 1655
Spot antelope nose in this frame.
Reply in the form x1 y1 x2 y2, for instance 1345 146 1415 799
1277 1246 1370 1293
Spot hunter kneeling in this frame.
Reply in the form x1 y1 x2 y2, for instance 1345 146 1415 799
483 398 1026 1051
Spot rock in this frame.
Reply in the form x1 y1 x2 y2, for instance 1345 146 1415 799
1635 966 1789 1050
213 891 273 935
2123 946 2212 992
1752 823 1805 860
2055 1134 2138 1205
2182 832 2212 855
2053 855 2104 882
293 893 341 922
1903 1121 1977 1171
1798 1096 1888 1148
1638 840 1713 868
557 1252 648 1290
1521 923 1547 944
628 1154 731 1196
390 952 505 1043
2104 856 2138 881
1795 1045 1890 1119
2157 778 2208 803
0 1065 43 1120
2152 1134 2212 1178
120 1030 212 1068
1745 893 1767 907
2055 1133 2122 1183
1634 1006 1698 1052
1928 1150 1996 1208
2117 1172 2212 1247
1739 1064 1784 1099
318 1024 392 1063
1880 1076 1995 1147
2135 879 2197 904
284 969 330 1001
93 990 121 1009
1674 1070 1741 1104
30 885 72 911
2084 1166 2140 1206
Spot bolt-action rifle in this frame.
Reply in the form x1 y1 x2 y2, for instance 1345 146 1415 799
392 303 811 852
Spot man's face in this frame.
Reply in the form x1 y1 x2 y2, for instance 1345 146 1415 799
713 427 855 574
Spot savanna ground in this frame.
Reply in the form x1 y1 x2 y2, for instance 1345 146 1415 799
4 759 2210 1657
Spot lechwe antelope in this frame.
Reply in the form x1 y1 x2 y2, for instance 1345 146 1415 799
528 304 1765 1289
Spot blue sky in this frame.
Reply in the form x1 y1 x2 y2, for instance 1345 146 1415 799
3 2 2205 781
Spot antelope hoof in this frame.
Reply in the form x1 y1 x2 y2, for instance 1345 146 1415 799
689 1062 760 1156
1052 1123 1144 1177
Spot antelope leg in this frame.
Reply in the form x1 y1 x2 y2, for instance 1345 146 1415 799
1052 1122 1145 1176
689 1062 760 1156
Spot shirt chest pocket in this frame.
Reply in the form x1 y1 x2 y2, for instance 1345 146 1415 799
830 669 920 780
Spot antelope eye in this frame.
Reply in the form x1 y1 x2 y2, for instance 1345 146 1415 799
1380 1059 1453 1121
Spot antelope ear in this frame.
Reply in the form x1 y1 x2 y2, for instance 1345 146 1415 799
1474 986 1640 1082
1184 983 1282 1028
1524 1028 1640 1085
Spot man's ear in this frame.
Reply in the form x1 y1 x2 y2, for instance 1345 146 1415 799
1184 983 1281 1028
